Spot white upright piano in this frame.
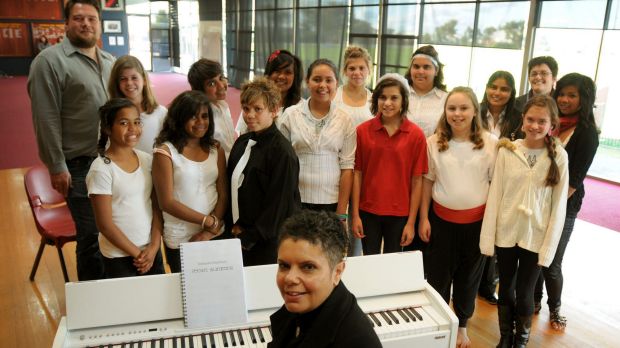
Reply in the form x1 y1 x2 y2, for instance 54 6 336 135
53 252 458 347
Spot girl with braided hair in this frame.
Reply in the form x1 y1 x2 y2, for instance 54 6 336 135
86 98 164 278
480 95 569 348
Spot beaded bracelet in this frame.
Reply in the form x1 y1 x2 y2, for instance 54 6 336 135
337 213 348 222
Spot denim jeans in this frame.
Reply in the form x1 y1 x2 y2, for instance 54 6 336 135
65 156 104 280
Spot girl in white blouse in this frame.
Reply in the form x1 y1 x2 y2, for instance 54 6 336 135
480 95 568 348
405 45 448 137
280 59 356 217
334 45 373 127
151 91 227 273
419 87 498 348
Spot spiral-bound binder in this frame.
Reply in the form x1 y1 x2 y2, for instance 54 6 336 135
179 239 248 329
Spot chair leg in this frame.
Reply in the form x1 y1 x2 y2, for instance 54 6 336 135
29 237 46 281
56 245 70 283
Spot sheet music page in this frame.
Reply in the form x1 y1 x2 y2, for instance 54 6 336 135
180 239 248 329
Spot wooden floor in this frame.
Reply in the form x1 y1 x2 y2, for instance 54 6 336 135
1 167 618 347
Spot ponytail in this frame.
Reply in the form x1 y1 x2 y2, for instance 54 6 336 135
544 135 560 186
96 127 110 164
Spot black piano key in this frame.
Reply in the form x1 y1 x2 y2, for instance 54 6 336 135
410 307 424 320
403 308 417 322
387 310 400 324
249 328 257 344
367 316 375 327
268 326 272 335
379 311 393 325
200 334 207 348
173 336 178 348
159 338 165 348
181 336 187 348
222 331 229 347
209 333 216 348
396 308 410 322
236 330 244 346
230 331 237 346
150 339 156 348
189 335 194 348
139 341 144 348
368 313 382 326
256 327 265 343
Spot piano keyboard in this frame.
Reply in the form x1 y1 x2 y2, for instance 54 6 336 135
77 306 438 348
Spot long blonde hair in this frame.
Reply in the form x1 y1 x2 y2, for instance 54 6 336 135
436 87 484 152
108 55 159 114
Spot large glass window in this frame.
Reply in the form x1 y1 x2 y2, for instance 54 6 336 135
539 0 607 29
421 3 476 46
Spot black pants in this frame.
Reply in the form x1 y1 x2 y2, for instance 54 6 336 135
66 156 104 280
164 245 182 273
103 250 165 278
301 202 338 212
496 245 541 316
534 213 577 311
478 254 499 296
425 208 484 327
359 210 406 255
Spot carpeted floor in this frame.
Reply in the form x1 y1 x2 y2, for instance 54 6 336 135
1 72 617 232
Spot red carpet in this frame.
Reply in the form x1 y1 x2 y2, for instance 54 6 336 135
1 73 616 232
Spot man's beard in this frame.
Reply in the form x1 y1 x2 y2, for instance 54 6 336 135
67 31 98 49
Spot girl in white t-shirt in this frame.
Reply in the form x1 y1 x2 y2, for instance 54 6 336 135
480 95 568 348
108 55 167 153
334 45 373 126
86 98 164 278
418 87 498 348
152 91 227 273
236 49 304 135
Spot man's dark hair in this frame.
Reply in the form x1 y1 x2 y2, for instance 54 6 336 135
64 0 101 22
528 56 559 78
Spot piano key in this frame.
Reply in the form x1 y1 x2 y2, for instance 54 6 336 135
189 335 194 348
379 311 392 325
396 309 410 323
215 332 225 348
410 307 424 321
222 331 229 347
256 327 265 343
387 310 400 324
248 328 257 344
209 333 216 348
403 307 417 322
260 327 272 344
200 334 207 348
236 329 245 346
368 312 382 326
229 330 237 346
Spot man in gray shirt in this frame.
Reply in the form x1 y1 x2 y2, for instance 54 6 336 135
28 0 114 280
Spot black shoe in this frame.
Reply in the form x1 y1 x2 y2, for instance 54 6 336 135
534 301 542 314
479 292 498 305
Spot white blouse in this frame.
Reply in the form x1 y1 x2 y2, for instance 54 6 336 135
333 85 373 126
407 87 448 137
280 99 356 204
211 100 236 160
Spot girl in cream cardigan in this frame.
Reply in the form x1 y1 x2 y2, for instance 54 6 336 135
480 95 568 348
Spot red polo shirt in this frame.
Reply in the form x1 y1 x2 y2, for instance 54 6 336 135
355 116 428 216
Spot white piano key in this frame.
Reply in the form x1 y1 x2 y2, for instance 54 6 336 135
260 327 272 344
240 329 255 348
214 332 225 348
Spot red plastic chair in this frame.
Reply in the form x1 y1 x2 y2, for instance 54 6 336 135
24 164 77 283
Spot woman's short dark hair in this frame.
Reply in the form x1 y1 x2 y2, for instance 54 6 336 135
279 210 348 269
528 56 559 78
553 72 597 129
265 49 303 109
155 91 215 153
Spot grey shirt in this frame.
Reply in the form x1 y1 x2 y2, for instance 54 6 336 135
28 38 114 174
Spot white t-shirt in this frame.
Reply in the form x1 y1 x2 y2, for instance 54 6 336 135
407 87 448 137
136 104 167 153
425 131 499 210
279 99 356 204
161 142 219 249
333 85 373 126
211 100 236 160
86 150 153 258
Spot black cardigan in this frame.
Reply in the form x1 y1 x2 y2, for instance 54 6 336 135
565 124 599 214
268 281 382 348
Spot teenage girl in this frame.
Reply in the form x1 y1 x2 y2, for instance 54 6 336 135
86 98 164 278
419 87 498 348
236 49 303 135
480 95 569 348
351 73 427 255
533 73 599 330
334 45 373 126
280 59 356 217
480 70 523 140
108 55 167 153
151 91 227 273
188 59 236 159
404 45 448 137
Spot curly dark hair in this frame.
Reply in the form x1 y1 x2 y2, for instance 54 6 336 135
279 210 349 268
553 73 597 130
154 91 216 153
265 49 303 110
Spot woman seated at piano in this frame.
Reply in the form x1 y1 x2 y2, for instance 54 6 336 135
268 210 382 348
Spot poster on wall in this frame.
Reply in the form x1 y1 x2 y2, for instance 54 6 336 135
0 22 32 57
31 23 65 54
0 0 63 20
102 0 124 11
